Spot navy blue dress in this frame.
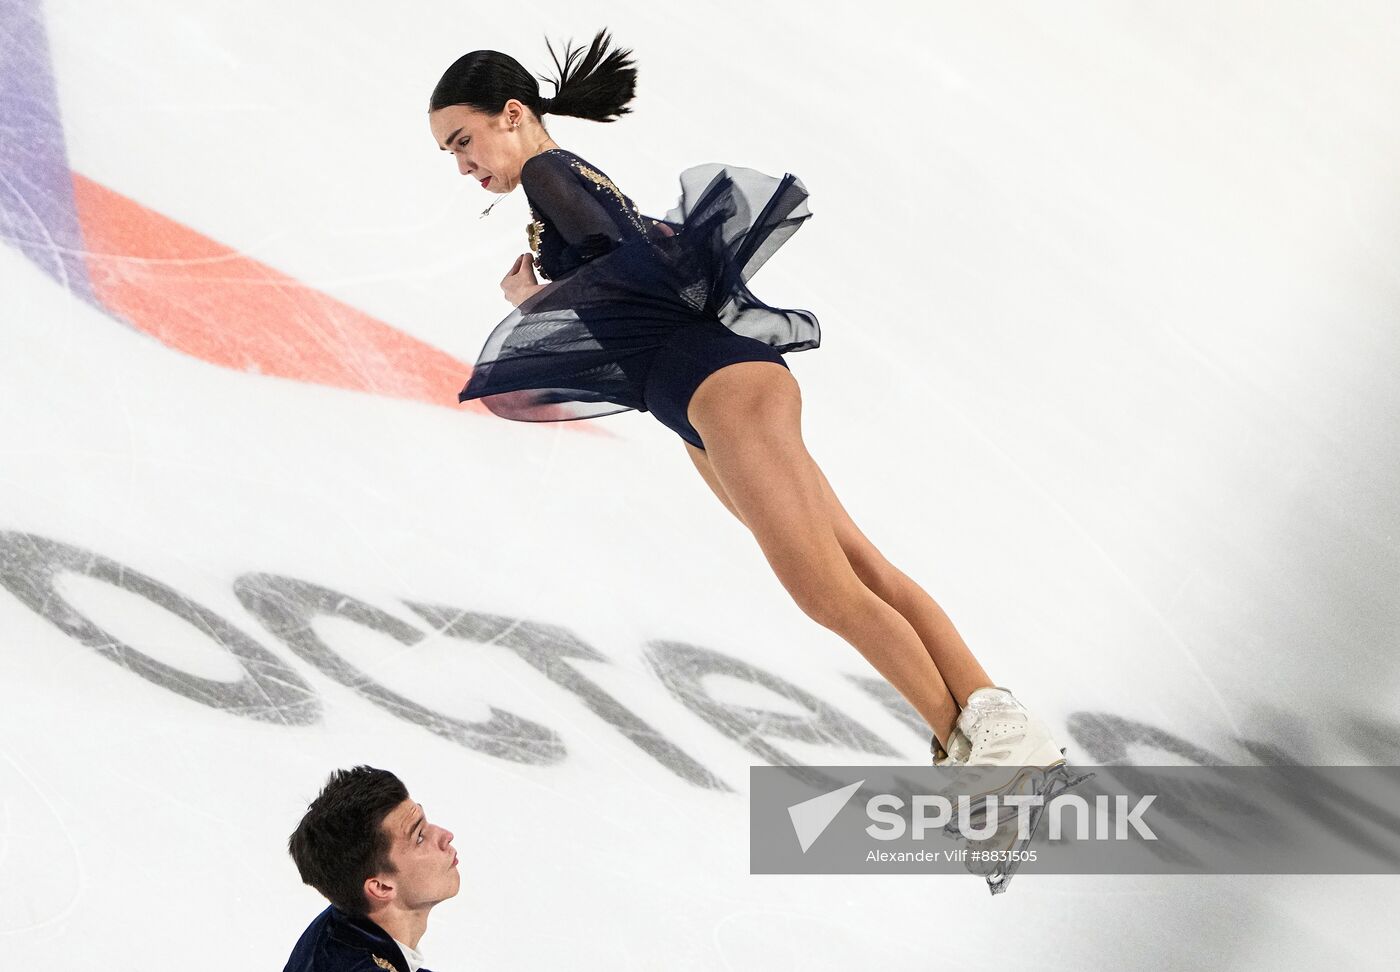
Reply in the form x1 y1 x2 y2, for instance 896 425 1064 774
456 148 820 449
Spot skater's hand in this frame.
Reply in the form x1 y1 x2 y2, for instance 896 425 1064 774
652 220 675 238
501 253 545 307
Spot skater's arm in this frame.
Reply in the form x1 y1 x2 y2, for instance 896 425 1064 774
521 153 625 259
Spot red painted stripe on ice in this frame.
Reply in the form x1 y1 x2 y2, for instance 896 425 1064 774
69 172 608 434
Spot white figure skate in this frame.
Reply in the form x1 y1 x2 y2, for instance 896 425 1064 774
958 686 1066 773
933 687 1094 894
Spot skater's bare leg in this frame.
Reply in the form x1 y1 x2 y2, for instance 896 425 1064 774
807 458 995 707
687 437 993 708
685 361 972 746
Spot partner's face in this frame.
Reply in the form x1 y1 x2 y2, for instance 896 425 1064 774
379 796 461 909
430 102 525 194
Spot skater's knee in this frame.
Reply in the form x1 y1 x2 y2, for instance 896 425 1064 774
785 575 873 634
848 554 907 605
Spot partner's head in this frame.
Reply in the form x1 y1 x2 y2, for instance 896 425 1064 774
427 29 637 194
288 766 460 918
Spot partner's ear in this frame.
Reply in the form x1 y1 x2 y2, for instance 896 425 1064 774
363 873 396 909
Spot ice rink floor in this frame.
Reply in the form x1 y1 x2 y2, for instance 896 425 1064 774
3 1 1399 967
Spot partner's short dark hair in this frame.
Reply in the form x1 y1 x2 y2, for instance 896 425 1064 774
288 765 409 916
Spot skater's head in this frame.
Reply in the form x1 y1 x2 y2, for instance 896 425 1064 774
288 765 461 919
428 28 637 192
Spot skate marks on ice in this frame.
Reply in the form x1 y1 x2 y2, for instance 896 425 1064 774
0 752 84 933
0 0 483 414
0 529 895 781
4 527 1400 844
0 533 320 724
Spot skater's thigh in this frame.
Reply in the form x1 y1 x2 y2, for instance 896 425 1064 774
688 421 902 603
685 440 746 525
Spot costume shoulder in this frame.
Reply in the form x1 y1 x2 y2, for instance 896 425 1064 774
521 150 624 248
282 906 409 972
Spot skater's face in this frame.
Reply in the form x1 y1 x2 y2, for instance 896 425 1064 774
430 100 549 195
364 796 461 911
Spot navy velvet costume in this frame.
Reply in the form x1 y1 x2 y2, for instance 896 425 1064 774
457 148 821 449
283 905 430 972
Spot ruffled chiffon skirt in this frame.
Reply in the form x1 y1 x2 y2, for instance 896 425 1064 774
457 162 821 423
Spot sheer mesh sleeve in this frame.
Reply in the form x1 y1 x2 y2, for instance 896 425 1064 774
521 152 624 263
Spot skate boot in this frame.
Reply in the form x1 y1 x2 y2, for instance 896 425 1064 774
930 726 971 767
953 686 1066 795
938 687 1096 894
930 687 1065 830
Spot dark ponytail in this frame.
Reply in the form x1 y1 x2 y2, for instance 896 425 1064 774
428 28 637 125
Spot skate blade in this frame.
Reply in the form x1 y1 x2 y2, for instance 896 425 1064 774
981 762 1096 896
939 760 1096 895
939 761 1071 835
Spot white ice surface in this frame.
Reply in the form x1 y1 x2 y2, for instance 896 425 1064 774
3 1 1399 968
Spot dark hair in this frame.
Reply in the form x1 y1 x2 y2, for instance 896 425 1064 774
428 27 637 124
288 765 409 916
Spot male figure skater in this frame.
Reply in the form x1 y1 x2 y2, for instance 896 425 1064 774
284 766 460 972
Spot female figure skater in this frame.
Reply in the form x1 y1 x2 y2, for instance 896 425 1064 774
429 30 1067 775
